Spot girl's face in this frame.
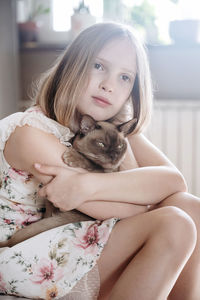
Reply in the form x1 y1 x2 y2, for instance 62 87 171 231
77 38 137 121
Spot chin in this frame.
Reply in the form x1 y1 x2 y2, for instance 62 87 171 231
89 112 115 122
79 107 115 121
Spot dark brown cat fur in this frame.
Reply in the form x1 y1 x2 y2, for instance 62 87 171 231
0 115 137 247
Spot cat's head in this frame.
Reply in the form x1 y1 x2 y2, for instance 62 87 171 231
73 115 137 170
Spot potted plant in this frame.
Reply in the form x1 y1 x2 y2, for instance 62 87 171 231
169 19 200 44
70 0 96 39
129 0 159 44
18 3 50 44
169 0 200 44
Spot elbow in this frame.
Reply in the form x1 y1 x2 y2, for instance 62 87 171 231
173 169 188 193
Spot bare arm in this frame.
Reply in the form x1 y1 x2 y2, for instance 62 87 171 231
82 165 185 206
4 125 66 183
4 125 147 219
36 133 187 218
80 133 187 206
76 139 148 219
4 125 87 210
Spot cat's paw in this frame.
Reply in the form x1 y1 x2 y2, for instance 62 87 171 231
62 148 81 168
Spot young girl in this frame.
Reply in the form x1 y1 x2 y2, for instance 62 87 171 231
0 22 199 300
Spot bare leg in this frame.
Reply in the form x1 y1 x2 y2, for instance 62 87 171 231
97 206 196 300
155 192 200 300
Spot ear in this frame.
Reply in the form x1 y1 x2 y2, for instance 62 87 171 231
117 118 137 136
80 115 97 135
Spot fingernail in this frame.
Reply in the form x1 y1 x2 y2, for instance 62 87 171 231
34 163 41 169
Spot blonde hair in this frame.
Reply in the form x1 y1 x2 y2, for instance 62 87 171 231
36 22 152 134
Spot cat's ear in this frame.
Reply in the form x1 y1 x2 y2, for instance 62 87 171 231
117 118 137 136
80 115 97 135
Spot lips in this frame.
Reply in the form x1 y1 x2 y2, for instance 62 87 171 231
92 96 111 107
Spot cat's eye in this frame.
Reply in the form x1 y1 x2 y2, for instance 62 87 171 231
97 141 105 148
117 143 124 149
96 125 101 129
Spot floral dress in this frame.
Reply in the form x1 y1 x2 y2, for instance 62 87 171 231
0 107 118 299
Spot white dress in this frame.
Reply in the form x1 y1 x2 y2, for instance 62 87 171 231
0 106 118 299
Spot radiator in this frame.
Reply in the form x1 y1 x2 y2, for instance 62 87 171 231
145 100 200 197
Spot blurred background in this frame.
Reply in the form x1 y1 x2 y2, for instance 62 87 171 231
0 0 200 197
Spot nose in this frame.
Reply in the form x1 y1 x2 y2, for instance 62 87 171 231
110 151 117 161
99 77 114 93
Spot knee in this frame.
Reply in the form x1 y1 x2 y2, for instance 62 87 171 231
155 206 197 256
160 192 200 219
159 192 200 236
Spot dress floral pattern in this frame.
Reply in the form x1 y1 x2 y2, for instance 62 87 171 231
0 107 118 299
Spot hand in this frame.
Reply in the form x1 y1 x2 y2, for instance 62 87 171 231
34 163 88 211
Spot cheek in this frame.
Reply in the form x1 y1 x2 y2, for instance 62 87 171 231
125 83 133 98
117 87 131 106
86 73 99 89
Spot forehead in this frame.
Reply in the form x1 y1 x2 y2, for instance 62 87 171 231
97 38 137 73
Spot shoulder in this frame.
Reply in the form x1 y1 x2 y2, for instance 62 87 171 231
128 132 151 147
4 125 67 173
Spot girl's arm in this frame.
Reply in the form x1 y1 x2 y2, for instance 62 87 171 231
4 125 86 210
80 133 187 206
4 125 147 218
36 133 187 218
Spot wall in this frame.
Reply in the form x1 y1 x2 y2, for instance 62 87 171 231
148 44 200 100
145 100 200 197
0 0 20 119
20 47 60 102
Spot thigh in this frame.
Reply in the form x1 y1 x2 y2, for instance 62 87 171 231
157 192 200 300
156 192 200 222
97 207 180 295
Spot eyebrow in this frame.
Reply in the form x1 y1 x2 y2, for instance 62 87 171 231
96 56 136 75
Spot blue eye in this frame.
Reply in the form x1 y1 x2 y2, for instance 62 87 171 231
121 74 131 82
94 63 103 70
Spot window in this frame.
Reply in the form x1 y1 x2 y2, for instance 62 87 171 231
123 0 200 43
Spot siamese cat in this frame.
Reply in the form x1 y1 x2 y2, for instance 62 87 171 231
0 115 137 247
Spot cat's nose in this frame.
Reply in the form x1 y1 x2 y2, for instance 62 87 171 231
110 152 117 160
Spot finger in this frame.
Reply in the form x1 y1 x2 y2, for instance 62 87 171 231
34 163 61 176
